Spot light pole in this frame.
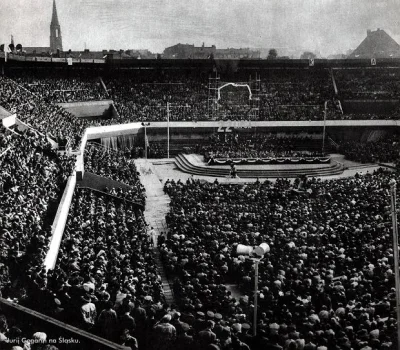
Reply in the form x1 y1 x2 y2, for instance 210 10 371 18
141 122 150 159
322 100 327 155
236 242 270 337
389 179 400 350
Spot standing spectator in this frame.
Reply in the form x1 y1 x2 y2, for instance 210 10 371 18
97 300 118 341
152 314 177 350
80 293 97 331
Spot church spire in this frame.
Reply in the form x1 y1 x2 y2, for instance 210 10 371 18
51 0 60 26
50 0 63 52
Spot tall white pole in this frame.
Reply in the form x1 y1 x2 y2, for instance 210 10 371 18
144 124 147 159
322 100 327 155
167 102 170 159
390 179 400 350
253 259 259 337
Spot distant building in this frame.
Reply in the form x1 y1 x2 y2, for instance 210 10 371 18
215 48 260 59
163 43 216 59
349 28 400 58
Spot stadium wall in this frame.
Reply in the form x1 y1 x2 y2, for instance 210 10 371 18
57 100 117 119
77 172 133 192
44 172 77 271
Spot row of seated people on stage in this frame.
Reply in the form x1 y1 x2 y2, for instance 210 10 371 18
334 68 400 100
4 189 164 349
0 76 89 150
9 70 108 103
83 144 146 206
161 172 397 350
200 133 324 160
0 129 75 305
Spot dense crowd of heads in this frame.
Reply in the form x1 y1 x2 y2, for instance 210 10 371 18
334 69 400 100
339 135 400 164
4 68 400 124
161 171 400 349
84 144 146 205
0 76 88 150
9 70 108 103
200 133 324 160
0 129 75 299
0 314 61 350
20 189 164 347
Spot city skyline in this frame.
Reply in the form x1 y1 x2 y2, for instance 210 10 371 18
1 0 399 57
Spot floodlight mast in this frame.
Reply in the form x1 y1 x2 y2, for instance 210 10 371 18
236 243 270 336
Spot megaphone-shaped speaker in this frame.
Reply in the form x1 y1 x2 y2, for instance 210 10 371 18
254 243 270 257
236 244 253 256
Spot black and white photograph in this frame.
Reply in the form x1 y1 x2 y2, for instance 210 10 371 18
1 0 400 349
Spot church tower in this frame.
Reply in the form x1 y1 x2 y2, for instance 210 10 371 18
50 0 63 52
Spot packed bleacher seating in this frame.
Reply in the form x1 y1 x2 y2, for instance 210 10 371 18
10 70 108 103
334 68 400 100
84 144 146 206
339 136 400 164
0 76 89 150
19 188 164 347
105 73 207 123
6 68 400 122
200 133 324 161
0 129 75 298
161 171 399 349
258 69 333 121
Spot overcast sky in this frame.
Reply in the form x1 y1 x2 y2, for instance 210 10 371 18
1 0 399 56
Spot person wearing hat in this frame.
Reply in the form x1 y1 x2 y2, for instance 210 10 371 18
238 323 252 348
80 293 97 331
197 320 217 349
194 311 206 333
230 334 251 350
213 314 225 340
175 322 194 350
97 300 118 342
152 314 176 350
120 328 139 350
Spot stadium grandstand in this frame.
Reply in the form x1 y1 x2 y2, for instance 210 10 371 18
4 38 400 350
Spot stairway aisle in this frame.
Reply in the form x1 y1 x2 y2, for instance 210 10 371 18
135 159 175 305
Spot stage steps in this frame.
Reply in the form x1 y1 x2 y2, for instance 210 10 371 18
175 153 344 178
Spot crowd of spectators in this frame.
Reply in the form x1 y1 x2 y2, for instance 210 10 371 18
200 133 324 160
10 70 108 103
84 144 146 206
0 76 89 150
339 136 400 164
0 313 61 350
0 129 75 300
161 170 400 349
334 69 400 100
18 188 164 348
5 68 400 123
106 76 208 123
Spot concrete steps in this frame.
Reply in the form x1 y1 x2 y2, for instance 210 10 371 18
135 159 175 305
175 153 344 178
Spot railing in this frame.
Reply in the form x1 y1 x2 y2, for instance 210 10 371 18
0 298 130 350
76 185 144 212
0 52 106 64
